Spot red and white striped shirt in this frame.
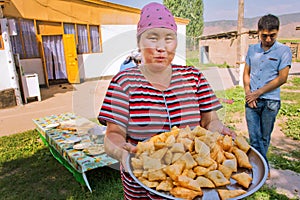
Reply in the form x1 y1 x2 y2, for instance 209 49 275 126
98 65 221 144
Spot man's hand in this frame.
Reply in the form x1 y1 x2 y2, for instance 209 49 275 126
248 100 257 108
245 90 260 104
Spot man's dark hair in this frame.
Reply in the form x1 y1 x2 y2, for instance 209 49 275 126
258 14 280 31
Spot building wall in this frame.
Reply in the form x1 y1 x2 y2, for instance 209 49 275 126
199 36 258 66
0 49 12 90
20 59 45 85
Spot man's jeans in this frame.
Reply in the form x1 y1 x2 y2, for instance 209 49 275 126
245 99 281 167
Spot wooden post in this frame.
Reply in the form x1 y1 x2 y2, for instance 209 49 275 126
237 0 244 86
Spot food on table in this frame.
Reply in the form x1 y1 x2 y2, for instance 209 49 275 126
130 125 253 199
73 142 91 150
84 144 105 155
45 123 60 129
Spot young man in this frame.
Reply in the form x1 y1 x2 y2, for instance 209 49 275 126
243 14 292 178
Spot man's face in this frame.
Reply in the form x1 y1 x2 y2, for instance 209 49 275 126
259 29 278 49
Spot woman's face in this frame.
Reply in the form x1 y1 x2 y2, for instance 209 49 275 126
138 28 177 70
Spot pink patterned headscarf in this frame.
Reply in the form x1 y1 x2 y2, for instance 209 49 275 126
137 2 177 36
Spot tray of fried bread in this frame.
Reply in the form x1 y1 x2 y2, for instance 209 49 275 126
126 125 268 200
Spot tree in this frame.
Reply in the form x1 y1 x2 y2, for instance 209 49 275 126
164 0 204 50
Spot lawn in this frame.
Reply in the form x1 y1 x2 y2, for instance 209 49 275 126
0 130 123 200
1 77 299 200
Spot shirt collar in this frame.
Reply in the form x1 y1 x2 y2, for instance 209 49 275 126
260 40 279 54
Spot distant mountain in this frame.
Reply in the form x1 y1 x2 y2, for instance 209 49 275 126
203 12 300 39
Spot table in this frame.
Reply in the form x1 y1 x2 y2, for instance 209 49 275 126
33 112 118 192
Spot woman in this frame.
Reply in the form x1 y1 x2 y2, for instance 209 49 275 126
98 2 235 199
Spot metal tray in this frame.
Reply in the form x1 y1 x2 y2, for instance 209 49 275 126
127 146 268 200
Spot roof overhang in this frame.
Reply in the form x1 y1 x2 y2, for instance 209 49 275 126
200 30 258 40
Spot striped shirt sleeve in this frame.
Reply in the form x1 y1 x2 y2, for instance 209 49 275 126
98 77 129 128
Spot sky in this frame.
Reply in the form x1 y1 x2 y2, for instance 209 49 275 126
103 0 300 22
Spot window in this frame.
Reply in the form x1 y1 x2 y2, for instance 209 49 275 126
9 18 39 59
77 24 88 54
20 19 40 58
9 19 24 57
64 23 76 35
89 25 101 53
64 23 101 54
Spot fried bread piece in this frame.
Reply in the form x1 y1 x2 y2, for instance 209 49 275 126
147 169 167 182
235 135 251 153
143 156 162 170
217 189 247 200
194 155 215 167
222 135 233 151
205 170 230 187
150 147 168 160
231 172 253 188
170 143 185 153
163 160 185 181
194 138 210 157
223 158 238 173
195 176 215 188
177 152 198 169
232 147 252 169
182 168 197 179
176 175 203 192
138 177 159 188
170 186 203 200
218 164 233 180
193 165 210 176
156 177 173 192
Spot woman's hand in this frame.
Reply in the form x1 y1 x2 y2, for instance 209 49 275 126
121 143 137 172
221 125 237 139
122 143 137 153
201 111 236 139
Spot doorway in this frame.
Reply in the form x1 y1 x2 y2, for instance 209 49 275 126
42 35 68 85
40 34 80 85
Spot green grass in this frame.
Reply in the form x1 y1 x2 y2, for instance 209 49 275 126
278 39 300 43
268 146 300 173
244 185 298 200
279 77 300 140
0 130 123 200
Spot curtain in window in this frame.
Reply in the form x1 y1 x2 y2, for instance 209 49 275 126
77 24 88 54
42 35 67 80
9 19 24 58
89 25 100 53
64 23 76 35
19 19 39 58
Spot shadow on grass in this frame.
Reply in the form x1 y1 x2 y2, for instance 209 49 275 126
0 130 123 200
